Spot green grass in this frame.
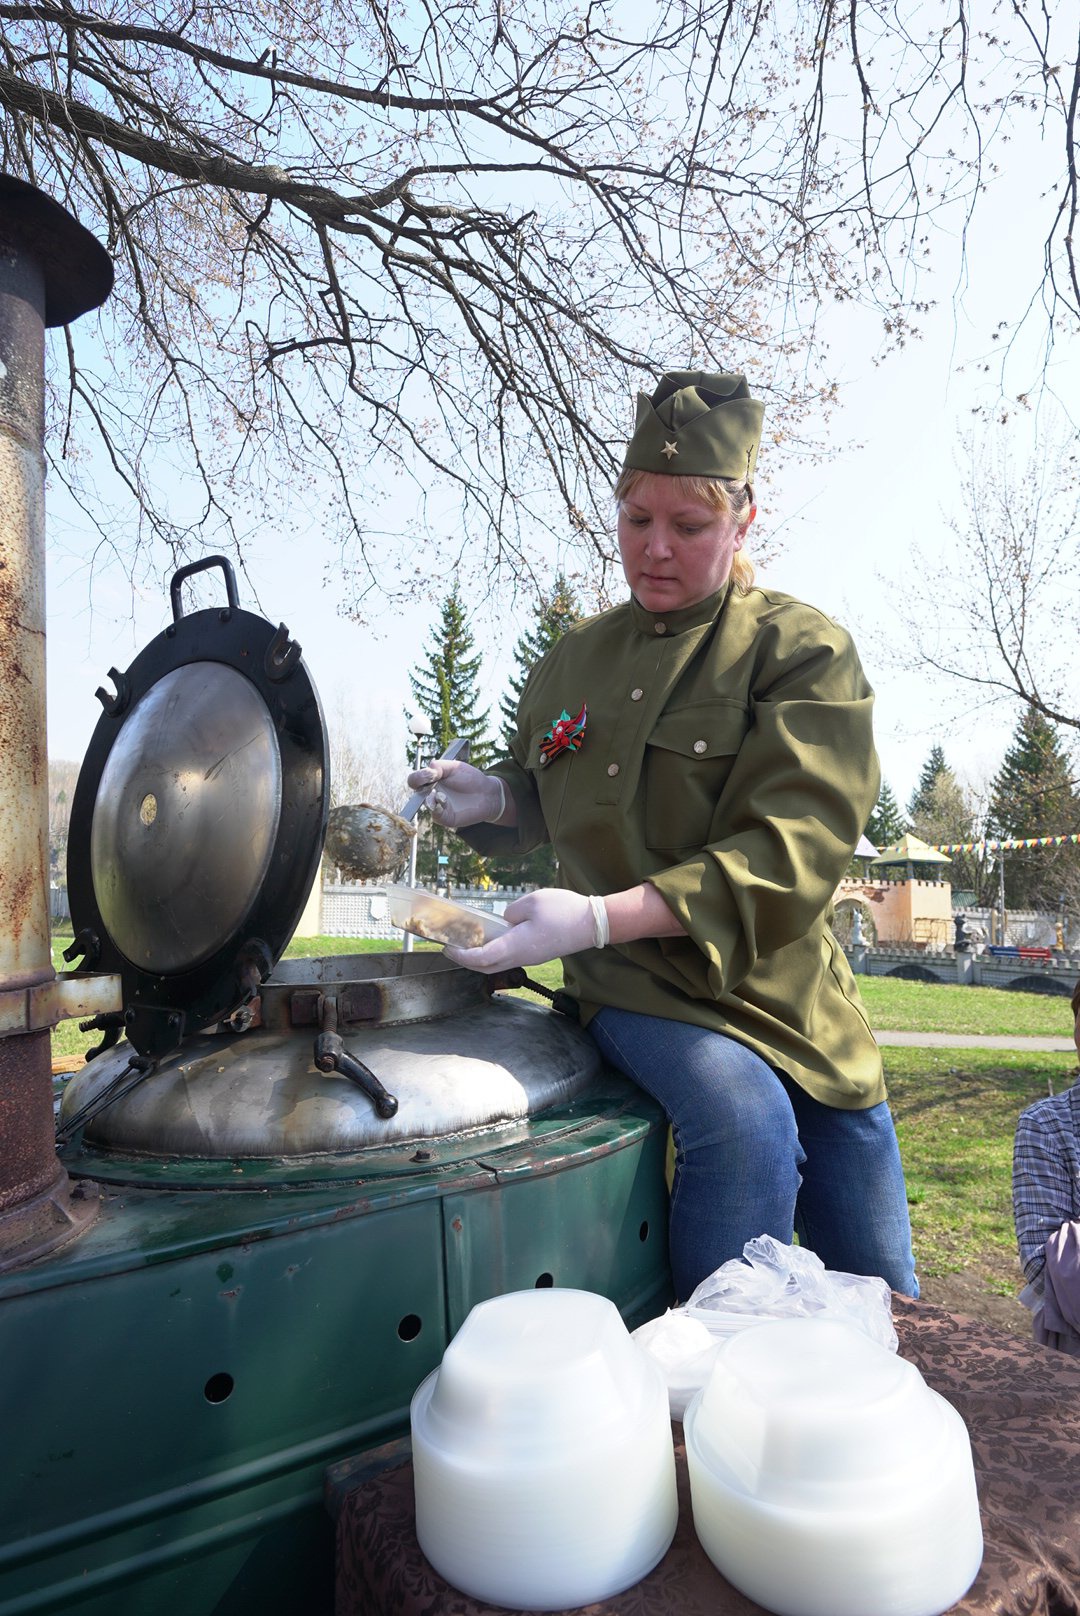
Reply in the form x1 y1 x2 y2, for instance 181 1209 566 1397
884 1046 1074 1287
857 975 1072 1037
280 934 413 957
442 961 1076 1038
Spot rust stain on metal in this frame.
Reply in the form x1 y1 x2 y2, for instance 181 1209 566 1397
288 989 322 1027
339 981 384 1024
0 1029 61 1213
7 866 37 948
0 194 112 1269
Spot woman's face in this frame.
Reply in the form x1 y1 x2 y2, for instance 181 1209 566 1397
617 474 753 613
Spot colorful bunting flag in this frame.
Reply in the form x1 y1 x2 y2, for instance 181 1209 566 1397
925 833 1080 854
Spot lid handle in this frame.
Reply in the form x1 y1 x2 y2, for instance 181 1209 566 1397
169 555 240 622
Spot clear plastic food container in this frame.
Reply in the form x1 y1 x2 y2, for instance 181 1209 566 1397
384 884 509 949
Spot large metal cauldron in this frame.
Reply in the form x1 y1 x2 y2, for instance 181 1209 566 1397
55 549 619 1174
59 951 610 1165
16 974 669 1616
0 181 671 1616
4 551 672 1616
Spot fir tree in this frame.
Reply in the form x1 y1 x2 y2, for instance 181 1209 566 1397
406 588 494 887
907 745 947 823
486 575 585 888
499 575 584 754
909 765 985 903
865 781 906 850
987 707 1080 910
407 587 493 766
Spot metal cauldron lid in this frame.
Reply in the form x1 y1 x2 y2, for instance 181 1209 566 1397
66 556 329 1059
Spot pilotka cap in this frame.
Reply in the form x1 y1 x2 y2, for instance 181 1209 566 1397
622 370 765 482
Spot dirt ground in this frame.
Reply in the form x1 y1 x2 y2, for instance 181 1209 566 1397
918 1258 1032 1340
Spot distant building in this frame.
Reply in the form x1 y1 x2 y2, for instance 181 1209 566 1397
835 833 954 948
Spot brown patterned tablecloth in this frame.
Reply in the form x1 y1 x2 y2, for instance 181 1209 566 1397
327 1297 1080 1616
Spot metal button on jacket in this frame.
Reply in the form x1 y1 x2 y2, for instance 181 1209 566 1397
654 622 666 635
693 739 707 754
607 763 620 777
630 688 643 702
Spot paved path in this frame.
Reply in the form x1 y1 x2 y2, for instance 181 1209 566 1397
874 1031 1076 1052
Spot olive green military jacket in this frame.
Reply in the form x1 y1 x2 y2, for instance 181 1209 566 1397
463 584 885 1109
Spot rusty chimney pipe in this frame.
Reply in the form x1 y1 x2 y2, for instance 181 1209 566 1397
0 176 114 1269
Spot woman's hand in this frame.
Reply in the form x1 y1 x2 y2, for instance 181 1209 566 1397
444 889 605 972
406 759 511 829
445 882 686 974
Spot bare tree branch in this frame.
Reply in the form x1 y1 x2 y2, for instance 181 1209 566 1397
890 417 1080 732
0 0 1074 603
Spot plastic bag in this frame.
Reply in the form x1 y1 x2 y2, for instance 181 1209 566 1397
632 1235 898 1418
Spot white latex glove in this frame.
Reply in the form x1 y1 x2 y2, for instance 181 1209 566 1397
406 758 507 829
444 888 609 973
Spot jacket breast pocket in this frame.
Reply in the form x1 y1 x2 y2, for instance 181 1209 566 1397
525 721 562 781
644 703 750 855
524 721 572 823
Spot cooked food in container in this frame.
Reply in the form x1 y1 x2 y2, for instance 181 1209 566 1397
384 884 508 949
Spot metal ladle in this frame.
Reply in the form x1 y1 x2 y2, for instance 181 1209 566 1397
323 738 469 881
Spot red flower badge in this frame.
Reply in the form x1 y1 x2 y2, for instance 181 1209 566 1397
539 702 587 767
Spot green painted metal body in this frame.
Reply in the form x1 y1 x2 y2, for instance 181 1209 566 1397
0 1078 670 1615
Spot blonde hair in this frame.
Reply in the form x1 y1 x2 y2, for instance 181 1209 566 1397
614 467 756 594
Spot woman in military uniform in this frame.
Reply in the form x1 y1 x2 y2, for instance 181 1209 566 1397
408 370 918 1302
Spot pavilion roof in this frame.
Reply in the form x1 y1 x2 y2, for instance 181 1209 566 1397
870 832 952 867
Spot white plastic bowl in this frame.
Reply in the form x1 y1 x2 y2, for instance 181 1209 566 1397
684 1317 983 1616
410 1288 678 1610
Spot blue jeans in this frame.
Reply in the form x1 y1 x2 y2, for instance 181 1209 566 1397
588 1006 918 1303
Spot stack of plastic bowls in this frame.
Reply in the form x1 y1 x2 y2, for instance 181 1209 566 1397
684 1317 983 1616
410 1288 678 1610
